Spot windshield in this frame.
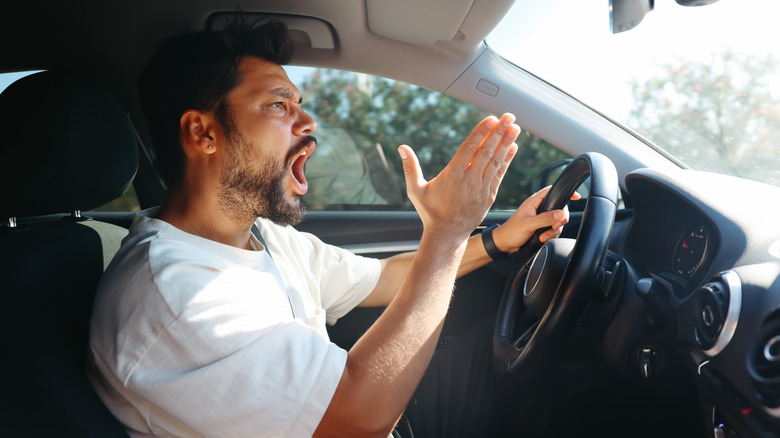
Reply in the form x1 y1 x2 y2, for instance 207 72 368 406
487 0 780 187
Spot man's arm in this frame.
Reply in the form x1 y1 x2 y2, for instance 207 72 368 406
314 114 519 437
358 187 573 308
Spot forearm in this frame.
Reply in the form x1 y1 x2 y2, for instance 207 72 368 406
457 232 495 278
316 113 521 436
360 231 492 308
315 230 468 437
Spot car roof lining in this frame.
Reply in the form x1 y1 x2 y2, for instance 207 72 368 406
0 0 509 93
1 0 677 192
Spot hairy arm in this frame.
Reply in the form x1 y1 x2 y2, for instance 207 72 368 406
314 114 519 437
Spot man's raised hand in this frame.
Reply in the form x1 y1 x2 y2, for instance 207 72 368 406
397 113 520 239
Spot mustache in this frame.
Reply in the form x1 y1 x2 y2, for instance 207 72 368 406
285 135 317 163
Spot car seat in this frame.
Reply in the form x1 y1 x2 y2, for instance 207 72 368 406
0 70 137 436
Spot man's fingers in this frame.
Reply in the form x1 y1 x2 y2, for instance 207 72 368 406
490 143 518 194
449 113 520 175
471 114 520 181
528 209 567 231
398 145 426 199
447 116 499 171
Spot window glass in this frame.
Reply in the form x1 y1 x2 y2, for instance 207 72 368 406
287 66 570 211
0 70 44 93
486 0 780 187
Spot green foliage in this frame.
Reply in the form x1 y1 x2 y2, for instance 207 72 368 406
298 68 569 210
628 50 780 186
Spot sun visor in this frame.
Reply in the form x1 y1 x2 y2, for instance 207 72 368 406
366 0 473 45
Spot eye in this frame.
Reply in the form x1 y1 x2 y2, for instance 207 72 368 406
269 101 285 109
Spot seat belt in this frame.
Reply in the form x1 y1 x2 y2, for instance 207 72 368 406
250 223 272 260
250 222 305 320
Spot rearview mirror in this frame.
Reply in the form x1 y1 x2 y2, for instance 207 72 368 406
610 0 721 34
610 0 654 34
675 0 720 6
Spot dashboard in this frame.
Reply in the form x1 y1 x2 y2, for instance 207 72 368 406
602 168 780 437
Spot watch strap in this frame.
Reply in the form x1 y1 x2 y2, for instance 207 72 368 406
481 224 509 261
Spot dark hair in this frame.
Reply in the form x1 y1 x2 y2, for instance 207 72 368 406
138 19 293 187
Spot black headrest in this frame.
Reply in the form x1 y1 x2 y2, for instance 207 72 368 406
0 71 138 219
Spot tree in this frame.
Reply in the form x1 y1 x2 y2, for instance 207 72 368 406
298 69 569 210
628 50 780 186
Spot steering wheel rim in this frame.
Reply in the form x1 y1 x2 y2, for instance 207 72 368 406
492 152 618 380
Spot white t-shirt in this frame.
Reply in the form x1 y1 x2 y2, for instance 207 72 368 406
88 210 381 437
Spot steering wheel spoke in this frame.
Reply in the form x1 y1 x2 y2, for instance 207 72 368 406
516 318 540 350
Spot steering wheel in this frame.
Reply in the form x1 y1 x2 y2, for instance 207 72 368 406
492 152 618 380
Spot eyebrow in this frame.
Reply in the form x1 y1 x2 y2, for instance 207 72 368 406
268 87 302 103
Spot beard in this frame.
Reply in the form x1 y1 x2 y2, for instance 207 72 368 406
218 130 314 226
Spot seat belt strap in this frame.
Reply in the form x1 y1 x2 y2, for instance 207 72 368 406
250 223 272 260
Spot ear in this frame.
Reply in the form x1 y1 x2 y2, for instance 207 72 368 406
179 110 217 156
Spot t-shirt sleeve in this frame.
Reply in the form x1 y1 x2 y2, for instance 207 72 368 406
262 221 382 325
126 272 346 438
298 232 382 324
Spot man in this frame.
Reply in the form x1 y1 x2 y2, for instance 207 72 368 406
88 20 570 437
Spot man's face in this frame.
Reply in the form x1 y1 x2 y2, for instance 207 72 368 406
217 57 317 226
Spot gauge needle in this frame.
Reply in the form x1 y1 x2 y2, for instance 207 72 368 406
683 240 689 249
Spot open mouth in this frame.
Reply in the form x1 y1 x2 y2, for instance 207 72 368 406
289 140 317 195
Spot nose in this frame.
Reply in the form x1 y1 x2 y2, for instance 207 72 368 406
294 109 317 136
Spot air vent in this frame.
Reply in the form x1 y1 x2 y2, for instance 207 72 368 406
749 310 780 409
694 282 728 349
693 271 741 356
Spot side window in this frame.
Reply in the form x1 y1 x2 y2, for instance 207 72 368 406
1 70 141 213
287 66 570 211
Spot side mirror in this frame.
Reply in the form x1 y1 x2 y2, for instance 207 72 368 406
532 159 587 212
531 159 571 192
532 158 625 212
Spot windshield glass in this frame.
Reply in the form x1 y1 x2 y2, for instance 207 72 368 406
487 0 780 187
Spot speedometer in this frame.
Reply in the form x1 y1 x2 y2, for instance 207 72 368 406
673 224 709 278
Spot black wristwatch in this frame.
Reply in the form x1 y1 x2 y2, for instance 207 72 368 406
481 224 510 261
